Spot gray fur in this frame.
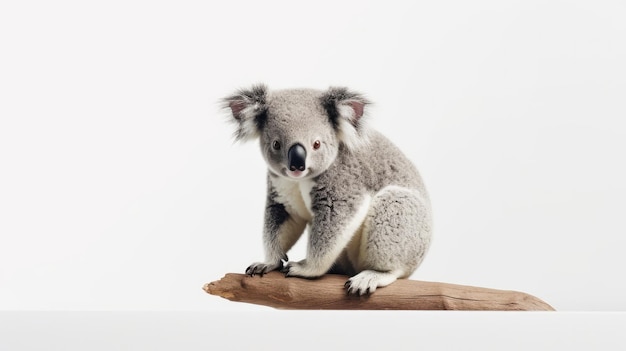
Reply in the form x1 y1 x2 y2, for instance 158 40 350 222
222 85 432 295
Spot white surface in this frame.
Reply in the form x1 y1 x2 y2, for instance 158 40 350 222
0 311 624 350
1 0 625 314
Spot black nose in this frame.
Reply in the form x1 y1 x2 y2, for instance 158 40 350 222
288 143 306 171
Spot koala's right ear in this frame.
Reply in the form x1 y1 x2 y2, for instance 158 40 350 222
320 87 371 151
222 84 268 142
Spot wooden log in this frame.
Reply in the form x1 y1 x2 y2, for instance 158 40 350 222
203 271 555 311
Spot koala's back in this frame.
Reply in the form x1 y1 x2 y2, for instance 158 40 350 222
320 130 428 199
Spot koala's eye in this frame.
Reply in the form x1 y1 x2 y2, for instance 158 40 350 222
313 140 321 150
272 140 281 150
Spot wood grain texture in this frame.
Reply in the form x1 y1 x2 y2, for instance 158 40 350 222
203 272 555 311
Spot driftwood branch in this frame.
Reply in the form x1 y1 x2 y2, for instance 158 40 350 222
203 272 554 311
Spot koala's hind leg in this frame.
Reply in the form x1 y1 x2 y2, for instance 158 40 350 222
346 186 431 295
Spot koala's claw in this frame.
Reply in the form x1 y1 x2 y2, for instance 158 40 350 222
281 261 296 276
245 261 283 276
281 260 319 279
344 279 373 296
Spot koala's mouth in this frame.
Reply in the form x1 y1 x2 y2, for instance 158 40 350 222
284 168 309 179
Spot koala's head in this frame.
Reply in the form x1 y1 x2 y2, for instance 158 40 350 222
223 84 370 180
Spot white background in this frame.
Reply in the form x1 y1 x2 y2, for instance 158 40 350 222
1 0 625 320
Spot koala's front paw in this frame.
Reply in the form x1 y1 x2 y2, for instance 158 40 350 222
344 271 398 295
281 260 322 279
344 278 373 296
281 260 306 278
245 261 283 276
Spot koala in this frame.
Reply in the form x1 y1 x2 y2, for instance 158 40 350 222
222 84 432 295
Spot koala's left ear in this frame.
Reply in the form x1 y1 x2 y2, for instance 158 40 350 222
320 87 371 150
222 84 268 142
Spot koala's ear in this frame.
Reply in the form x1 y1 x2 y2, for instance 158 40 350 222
320 87 371 150
222 84 268 142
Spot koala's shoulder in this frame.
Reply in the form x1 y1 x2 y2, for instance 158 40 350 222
320 130 418 189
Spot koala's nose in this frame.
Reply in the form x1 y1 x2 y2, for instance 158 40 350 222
288 143 306 172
